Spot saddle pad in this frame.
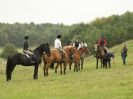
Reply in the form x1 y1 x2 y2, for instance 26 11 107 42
23 53 30 58
51 49 66 54
52 49 61 53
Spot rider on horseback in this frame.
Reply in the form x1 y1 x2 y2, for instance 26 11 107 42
54 34 65 61
73 35 81 50
98 36 108 53
23 36 35 63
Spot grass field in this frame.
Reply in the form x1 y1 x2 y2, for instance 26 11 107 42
0 40 133 99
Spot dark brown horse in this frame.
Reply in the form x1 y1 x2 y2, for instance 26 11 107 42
103 51 115 68
43 46 74 76
96 45 106 69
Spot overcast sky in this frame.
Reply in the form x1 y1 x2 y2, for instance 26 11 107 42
0 0 133 25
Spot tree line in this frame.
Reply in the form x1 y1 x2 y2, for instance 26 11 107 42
0 11 133 49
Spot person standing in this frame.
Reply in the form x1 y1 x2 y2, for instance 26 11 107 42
121 44 127 65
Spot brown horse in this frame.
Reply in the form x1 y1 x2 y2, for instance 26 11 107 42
62 45 74 70
43 46 74 76
73 46 89 71
43 49 63 76
80 45 91 70
96 45 106 69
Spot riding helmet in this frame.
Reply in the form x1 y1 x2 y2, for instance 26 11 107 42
24 36 29 40
57 35 62 38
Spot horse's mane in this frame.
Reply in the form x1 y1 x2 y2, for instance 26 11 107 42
33 43 48 53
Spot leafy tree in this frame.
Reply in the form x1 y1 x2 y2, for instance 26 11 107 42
1 43 18 59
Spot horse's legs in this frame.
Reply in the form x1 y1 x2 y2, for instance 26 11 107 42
108 61 111 68
78 62 80 70
43 62 47 76
104 61 107 69
45 64 49 76
96 58 99 69
60 63 62 75
6 64 16 81
81 58 84 70
63 62 66 74
69 62 72 70
33 65 39 79
55 63 59 73
75 62 79 72
100 59 103 68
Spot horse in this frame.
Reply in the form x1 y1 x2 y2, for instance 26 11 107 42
103 51 115 68
80 44 91 70
6 43 50 81
96 45 106 69
63 45 74 70
43 48 63 76
43 45 74 76
73 44 89 71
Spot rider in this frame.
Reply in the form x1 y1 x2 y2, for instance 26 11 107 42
97 36 108 53
73 35 81 50
23 36 35 63
54 34 65 61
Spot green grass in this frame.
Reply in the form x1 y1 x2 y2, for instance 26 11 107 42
0 40 133 99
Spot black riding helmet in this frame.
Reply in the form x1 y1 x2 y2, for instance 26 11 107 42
57 35 62 39
24 36 29 40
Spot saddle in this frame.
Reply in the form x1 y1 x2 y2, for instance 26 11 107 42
52 49 65 62
100 46 107 54
23 53 35 64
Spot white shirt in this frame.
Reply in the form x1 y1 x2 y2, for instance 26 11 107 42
54 38 62 49
73 43 81 50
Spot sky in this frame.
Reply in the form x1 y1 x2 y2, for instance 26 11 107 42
0 0 133 25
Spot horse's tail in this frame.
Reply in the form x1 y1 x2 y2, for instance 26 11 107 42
50 62 54 69
6 55 11 81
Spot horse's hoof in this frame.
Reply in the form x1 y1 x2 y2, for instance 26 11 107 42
6 79 10 82
34 76 38 79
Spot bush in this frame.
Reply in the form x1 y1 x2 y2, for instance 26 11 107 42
1 43 18 59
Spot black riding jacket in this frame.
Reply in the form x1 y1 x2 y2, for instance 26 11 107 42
23 40 29 50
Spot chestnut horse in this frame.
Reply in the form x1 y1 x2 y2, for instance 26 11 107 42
54 45 89 72
72 45 89 71
43 46 74 76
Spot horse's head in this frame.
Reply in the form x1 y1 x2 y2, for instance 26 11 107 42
41 43 51 54
80 43 89 55
34 43 50 55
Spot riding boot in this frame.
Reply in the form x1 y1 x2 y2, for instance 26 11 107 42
30 55 35 64
61 52 65 62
